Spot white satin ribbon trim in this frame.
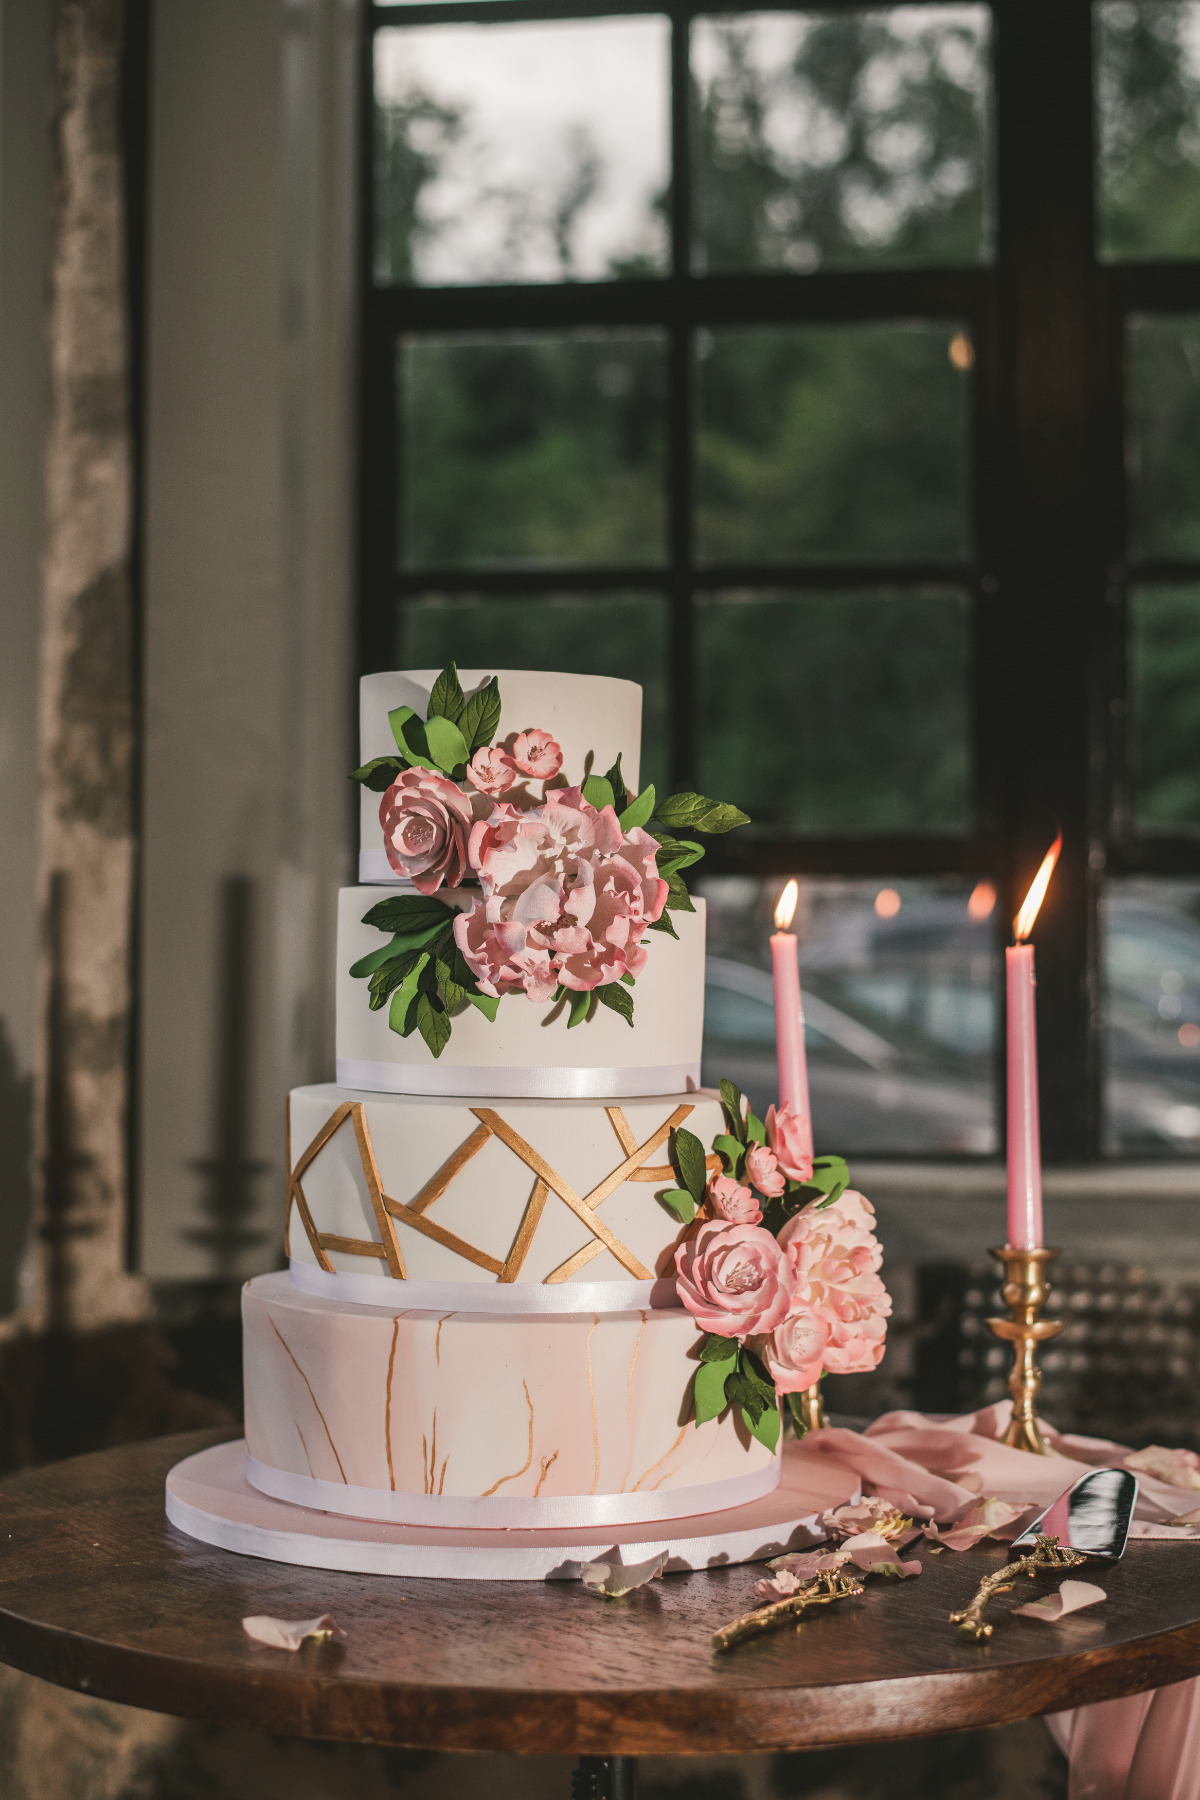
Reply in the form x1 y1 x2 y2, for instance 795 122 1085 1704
335 1057 702 1100
289 1258 681 1315
245 1451 781 1530
359 849 404 884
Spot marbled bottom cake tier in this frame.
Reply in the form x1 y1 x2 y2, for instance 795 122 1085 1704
243 1273 779 1527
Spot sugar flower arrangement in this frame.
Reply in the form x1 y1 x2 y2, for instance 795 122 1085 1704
664 1080 891 1453
349 665 748 1058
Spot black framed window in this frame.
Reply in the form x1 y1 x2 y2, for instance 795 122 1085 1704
358 0 1200 1164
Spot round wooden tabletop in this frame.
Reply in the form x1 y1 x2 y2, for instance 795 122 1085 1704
1 1428 1198 1755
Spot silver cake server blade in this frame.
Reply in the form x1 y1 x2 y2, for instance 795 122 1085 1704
1011 1466 1138 1560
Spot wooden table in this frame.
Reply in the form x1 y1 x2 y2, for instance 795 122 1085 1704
1 1428 1199 1764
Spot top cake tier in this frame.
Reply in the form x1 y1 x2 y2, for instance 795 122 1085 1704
358 669 642 882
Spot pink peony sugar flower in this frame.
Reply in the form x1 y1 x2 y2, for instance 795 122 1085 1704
674 1219 796 1338
453 787 667 1002
379 768 474 894
765 1103 814 1184
752 1306 830 1393
706 1174 761 1226
745 1142 785 1198
466 744 518 798
509 728 563 781
777 1191 891 1375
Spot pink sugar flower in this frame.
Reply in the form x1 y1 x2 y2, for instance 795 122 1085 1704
510 728 563 781
379 768 473 894
745 1143 785 1198
753 1306 829 1394
706 1174 762 1226
674 1219 796 1338
777 1191 891 1375
454 787 667 1001
466 744 518 798
765 1103 813 1184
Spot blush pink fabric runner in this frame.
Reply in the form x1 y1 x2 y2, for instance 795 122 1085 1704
796 1403 1200 1799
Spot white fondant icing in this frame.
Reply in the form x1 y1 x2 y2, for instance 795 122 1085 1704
288 1261 680 1314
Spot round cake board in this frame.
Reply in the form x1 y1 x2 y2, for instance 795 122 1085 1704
165 1439 861 1581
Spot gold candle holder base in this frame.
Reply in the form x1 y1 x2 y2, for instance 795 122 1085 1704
987 1246 1064 1457
796 1381 827 1433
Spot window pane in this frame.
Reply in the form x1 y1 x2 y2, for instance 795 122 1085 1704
699 874 997 1154
400 332 668 569
1097 2 1200 262
1131 586 1200 826
1128 316 1200 557
1103 878 1200 1155
697 588 970 830
374 19 670 285
695 323 972 562
691 7 991 274
400 592 670 794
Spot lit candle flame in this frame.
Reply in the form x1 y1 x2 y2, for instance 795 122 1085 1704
1013 834 1062 942
774 880 799 932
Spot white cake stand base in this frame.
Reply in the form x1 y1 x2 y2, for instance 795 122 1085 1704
165 1438 860 1581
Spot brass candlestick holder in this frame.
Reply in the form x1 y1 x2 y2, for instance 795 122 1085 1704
987 1246 1064 1457
796 1380 827 1433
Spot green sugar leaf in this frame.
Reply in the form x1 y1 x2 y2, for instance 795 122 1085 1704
349 917 450 978
595 981 634 1027
388 955 429 1036
698 1332 740 1364
673 1125 709 1205
424 712 469 776
414 991 451 1058
663 869 696 913
367 947 427 1011
566 988 593 1028
434 955 466 1012
350 756 404 792
581 774 615 812
746 1110 767 1147
694 1357 736 1426
724 1369 767 1424
658 1187 696 1225
428 662 466 724
466 990 500 1021
617 784 655 834
652 793 751 835
650 832 705 873
713 1134 746 1178
646 911 679 939
361 895 456 934
387 705 436 770
602 753 628 812
459 676 501 754
745 1400 781 1454
718 1079 746 1142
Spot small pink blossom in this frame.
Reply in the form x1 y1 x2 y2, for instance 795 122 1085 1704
379 768 473 894
454 787 667 1001
674 1219 796 1338
746 1143 785 1198
777 1190 891 1375
765 1104 814 1183
706 1174 761 1225
822 1497 913 1542
466 745 518 798
510 728 563 781
753 1307 829 1394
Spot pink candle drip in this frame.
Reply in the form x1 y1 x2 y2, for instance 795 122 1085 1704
771 929 813 1156
1006 942 1043 1250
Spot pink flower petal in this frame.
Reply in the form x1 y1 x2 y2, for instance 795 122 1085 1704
242 1613 346 1651
1012 1580 1107 1622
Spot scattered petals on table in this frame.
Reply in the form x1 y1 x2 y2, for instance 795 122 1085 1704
924 1496 1027 1551
1124 1445 1200 1492
820 1497 914 1542
580 1549 667 1597
241 1613 347 1651
1011 1580 1107 1623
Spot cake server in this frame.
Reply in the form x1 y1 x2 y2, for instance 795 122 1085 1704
951 1467 1139 1640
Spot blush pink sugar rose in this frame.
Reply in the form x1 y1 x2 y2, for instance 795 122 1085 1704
706 1174 762 1226
777 1190 891 1375
510 728 563 781
753 1307 830 1393
378 768 474 894
745 1142 785 1198
674 1219 796 1337
454 787 668 1003
765 1103 814 1184
466 745 517 798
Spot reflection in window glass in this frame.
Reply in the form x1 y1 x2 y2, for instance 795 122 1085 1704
696 324 972 561
691 7 991 274
1097 2 1200 261
697 589 970 830
699 874 997 1153
1128 316 1200 557
399 332 668 569
399 592 670 793
374 19 670 284
1103 879 1200 1154
1131 587 1200 826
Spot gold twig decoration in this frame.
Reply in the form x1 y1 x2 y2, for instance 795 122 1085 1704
712 1569 864 1653
949 1534 1087 1641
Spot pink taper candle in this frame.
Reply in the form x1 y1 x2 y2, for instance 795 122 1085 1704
1006 836 1061 1251
771 881 814 1155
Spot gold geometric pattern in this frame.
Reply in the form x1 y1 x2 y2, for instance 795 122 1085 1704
284 1096 721 1286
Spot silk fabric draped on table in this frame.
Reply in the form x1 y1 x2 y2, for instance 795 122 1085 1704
803 1404 1200 1800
